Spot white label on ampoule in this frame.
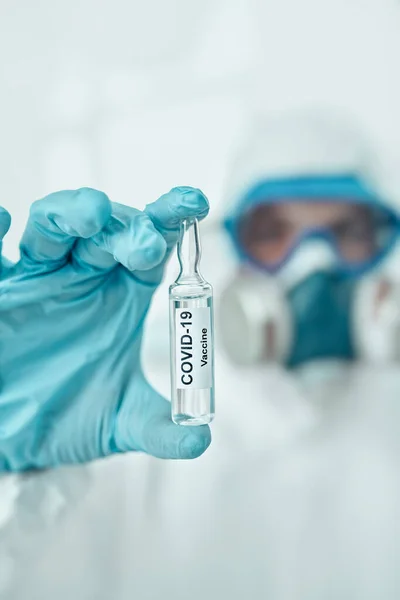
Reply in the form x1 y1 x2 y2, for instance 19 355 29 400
175 307 212 389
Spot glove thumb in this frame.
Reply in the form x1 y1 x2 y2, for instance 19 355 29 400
111 376 211 459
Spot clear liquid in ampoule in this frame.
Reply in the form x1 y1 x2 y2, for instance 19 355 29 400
169 218 215 426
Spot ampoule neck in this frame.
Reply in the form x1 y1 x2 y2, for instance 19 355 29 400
176 218 205 284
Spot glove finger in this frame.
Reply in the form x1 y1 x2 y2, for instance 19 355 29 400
139 186 209 284
0 206 11 252
145 186 209 247
75 188 208 281
112 377 211 459
0 208 11 278
0 208 11 240
19 188 112 269
73 203 168 273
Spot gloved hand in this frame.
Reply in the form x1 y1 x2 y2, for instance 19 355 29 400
0 187 211 471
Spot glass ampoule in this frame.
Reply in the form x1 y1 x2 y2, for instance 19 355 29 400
169 218 215 426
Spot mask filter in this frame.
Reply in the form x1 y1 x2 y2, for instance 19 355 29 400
219 270 292 365
353 275 400 363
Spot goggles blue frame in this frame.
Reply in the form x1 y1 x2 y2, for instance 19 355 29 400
224 175 400 277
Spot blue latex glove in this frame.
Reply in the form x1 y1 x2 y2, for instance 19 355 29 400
0 187 211 471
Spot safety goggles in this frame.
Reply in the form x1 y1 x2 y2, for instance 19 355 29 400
224 177 400 276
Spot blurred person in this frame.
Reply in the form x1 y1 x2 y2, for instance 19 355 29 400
220 109 400 369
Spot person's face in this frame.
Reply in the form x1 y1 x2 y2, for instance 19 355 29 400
238 199 377 267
